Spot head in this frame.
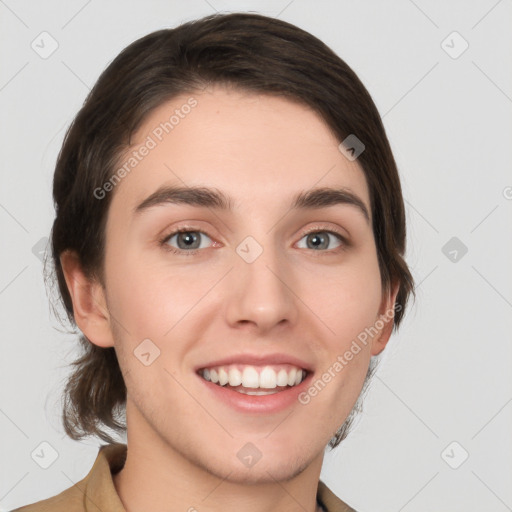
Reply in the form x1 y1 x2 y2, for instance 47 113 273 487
49 12 414 476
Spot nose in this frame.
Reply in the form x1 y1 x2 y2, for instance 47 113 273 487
224 243 299 334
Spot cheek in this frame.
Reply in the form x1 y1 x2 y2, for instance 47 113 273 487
302 259 381 414
104 245 217 342
106 223 382 347
305 251 383 347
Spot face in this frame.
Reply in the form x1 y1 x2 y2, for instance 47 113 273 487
93 86 396 483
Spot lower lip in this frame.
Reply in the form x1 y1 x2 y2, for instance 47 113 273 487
197 371 314 414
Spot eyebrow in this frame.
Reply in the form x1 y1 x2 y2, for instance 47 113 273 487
133 185 370 223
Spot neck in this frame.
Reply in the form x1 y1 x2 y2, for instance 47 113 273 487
113 405 325 512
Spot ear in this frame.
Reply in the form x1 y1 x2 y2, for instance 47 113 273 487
370 279 400 356
60 250 115 348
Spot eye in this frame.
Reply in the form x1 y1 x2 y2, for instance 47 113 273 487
296 229 345 252
159 226 347 256
160 229 214 255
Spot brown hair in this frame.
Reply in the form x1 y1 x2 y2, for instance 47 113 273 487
47 12 415 448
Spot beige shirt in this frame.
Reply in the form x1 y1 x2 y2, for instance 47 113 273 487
12 443 356 512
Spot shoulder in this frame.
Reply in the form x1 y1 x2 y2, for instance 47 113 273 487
10 483 86 512
10 443 127 512
317 479 358 512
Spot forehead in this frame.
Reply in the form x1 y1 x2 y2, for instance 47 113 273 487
109 86 371 219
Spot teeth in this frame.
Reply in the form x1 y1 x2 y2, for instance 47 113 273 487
200 364 307 390
242 367 259 388
260 366 277 389
218 367 229 386
237 388 281 395
277 369 289 387
228 368 242 386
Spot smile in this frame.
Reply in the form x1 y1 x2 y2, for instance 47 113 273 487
199 363 308 394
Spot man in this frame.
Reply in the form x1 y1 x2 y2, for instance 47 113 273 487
14 12 414 512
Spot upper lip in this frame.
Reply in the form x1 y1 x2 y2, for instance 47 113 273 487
195 353 314 373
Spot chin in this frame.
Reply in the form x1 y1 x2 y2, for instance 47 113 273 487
225 458 311 485
200 444 315 485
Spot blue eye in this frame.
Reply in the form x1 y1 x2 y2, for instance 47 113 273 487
159 227 347 256
296 230 344 251
161 229 213 255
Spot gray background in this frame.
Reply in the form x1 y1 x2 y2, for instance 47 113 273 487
1 1 511 510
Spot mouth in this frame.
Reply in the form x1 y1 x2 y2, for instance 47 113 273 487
197 363 311 396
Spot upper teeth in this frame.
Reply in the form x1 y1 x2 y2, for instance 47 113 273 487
201 364 306 389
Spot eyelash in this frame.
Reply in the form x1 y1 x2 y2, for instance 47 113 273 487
158 225 349 257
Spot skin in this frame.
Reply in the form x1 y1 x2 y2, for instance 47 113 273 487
61 85 399 512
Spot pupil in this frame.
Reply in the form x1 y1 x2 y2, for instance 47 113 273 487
309 233 327 250
179 232 199 249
